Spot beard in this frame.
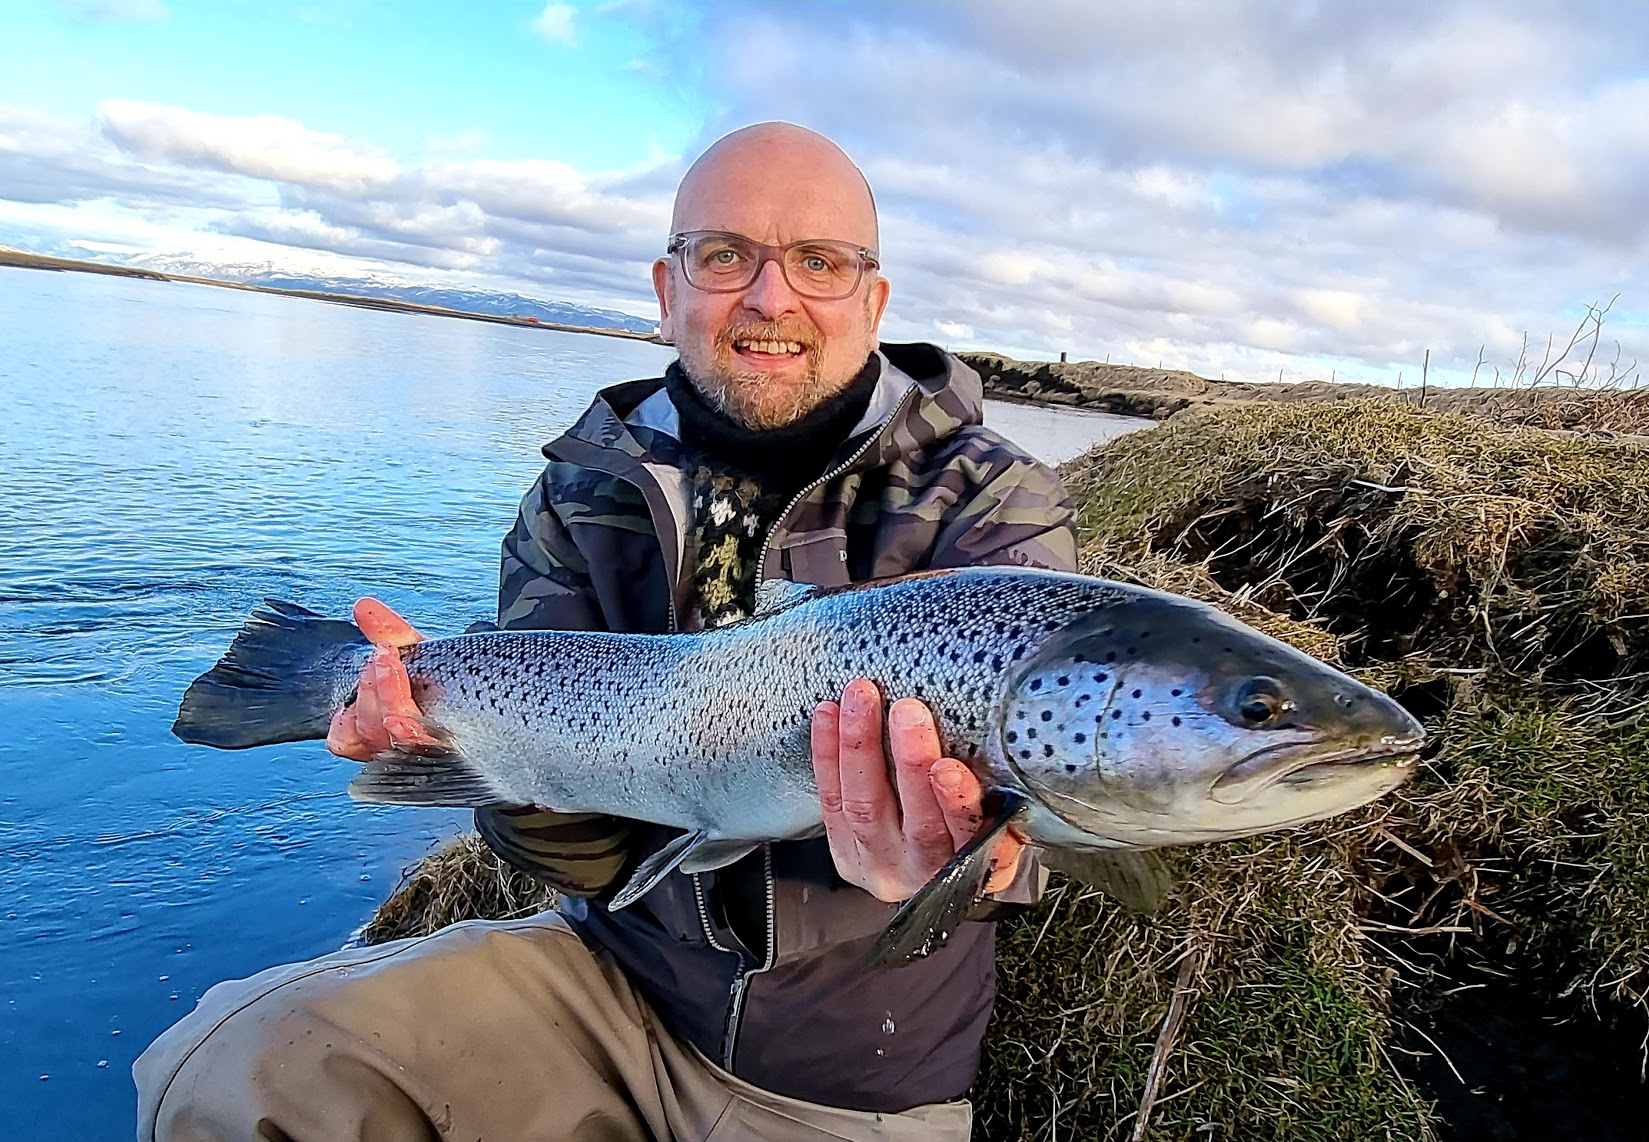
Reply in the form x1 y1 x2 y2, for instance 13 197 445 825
677 320 856 431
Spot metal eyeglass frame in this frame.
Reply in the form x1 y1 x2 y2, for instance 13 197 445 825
665 230 880 301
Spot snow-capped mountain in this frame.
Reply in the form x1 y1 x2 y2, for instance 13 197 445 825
241 273 659 334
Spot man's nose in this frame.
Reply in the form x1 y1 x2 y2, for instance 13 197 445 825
739 256 801 318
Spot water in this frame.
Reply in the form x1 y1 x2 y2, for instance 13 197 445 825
0 267 1146 1139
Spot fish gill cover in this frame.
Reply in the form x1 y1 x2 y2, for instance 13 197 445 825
363 397 1649 1139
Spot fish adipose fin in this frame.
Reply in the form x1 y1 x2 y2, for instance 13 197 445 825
607 831 762 910
348 748 508 808
1041 848 1173 913
173 599 371 749
863 789 1029 970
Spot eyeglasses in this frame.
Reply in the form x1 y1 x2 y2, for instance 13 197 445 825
666 230 879 301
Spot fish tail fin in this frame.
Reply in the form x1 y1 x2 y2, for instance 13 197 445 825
172 599 371 749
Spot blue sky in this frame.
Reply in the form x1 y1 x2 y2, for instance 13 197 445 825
3 0 1648 386
0 2 699 169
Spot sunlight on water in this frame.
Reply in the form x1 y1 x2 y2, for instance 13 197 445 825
0 268 1142 1138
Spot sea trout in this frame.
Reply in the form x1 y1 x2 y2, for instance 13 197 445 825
172 567 1425 966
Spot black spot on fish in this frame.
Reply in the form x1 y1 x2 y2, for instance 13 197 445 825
1191 636 1201 644
1027 727 1038 739
1006 730 1018 744
1105 651 1117 662
1094 714 1104 723
1065 763 1078 773
1030 678 1042 691
1011 646 1026 660
1076 693 1091 706
1043 744 1054 758
1142 710 1152 721
1131 688 1142 699
1093 673 1108 684
1074 732 1086 744
1172 716 1182 727
1171 689 1182 697
992 655 1004 670
1072 654 1088 664
1009 625 1023 638
1127 647 1137 656
1015 710 1026 720
1056 675 1069 686
973 649 986 664
1111 710 1122 720
1040 710 1052 722
1019 750 1032 760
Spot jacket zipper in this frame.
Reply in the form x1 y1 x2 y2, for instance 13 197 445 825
753 383 918 579
718 846 777 1070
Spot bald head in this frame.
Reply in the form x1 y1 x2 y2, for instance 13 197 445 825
671 122 879 251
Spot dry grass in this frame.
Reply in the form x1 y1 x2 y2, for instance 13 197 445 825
361 833 555 945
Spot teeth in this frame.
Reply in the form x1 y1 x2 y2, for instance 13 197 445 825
738 340 804 355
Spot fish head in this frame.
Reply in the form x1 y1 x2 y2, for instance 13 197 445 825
994 591 1424 848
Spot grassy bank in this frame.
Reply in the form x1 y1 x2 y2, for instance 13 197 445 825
360 398 1649 1138
961 350 1649 439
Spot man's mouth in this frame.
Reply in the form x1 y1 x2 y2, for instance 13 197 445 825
732 338 808 361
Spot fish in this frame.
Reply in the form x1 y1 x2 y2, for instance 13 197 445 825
171 566 1425 967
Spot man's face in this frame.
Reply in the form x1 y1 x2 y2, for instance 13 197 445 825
651 140 892 431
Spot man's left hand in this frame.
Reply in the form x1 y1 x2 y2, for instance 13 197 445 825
811 678 1024 903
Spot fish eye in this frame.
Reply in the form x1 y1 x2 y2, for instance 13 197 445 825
1234 677 1288 726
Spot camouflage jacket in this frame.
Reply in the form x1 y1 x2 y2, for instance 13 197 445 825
477 341 1077 1113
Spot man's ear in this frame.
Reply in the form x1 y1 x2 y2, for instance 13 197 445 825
865 274 891 338
651 258 675 344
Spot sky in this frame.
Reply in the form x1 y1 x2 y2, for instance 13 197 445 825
2 0 1648 385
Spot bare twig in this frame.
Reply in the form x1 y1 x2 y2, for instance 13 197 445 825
1131 947 1202 1142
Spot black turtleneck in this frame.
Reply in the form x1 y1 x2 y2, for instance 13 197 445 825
661 355 881 496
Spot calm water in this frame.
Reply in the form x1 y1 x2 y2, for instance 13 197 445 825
0 268 1145 1139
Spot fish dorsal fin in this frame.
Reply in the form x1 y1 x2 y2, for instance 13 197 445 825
753 578 822 616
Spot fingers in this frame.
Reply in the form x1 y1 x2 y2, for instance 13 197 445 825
984 833 1026 895
323 647 442 760
811 699 846 833
834 680 898 837
928 757 986 853
929 758 1025 894
353 597 423 647
888 699 958 865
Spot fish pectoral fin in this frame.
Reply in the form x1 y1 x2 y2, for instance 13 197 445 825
347 748 507 809
1041 848 1174 913
609 834 765 910
863 789 1029 971
608 829 708 911
678 838 762 874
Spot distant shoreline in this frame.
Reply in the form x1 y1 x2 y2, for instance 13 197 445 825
0 248 667 344
8 248 1629 433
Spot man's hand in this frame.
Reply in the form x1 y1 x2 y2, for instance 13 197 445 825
325 598 446 760
811 678 1024 903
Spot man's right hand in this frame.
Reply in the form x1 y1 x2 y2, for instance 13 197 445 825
325 598 447 760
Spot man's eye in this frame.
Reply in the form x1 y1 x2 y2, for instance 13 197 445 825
708 248 741 266
801 254 830 273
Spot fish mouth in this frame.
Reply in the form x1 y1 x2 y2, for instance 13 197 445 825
1210 736 1425 805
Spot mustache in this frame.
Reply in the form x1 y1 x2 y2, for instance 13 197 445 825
716 322 819 350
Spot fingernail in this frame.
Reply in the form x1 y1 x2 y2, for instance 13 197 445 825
932 762 964 793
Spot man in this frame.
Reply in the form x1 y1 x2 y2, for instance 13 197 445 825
135 122 1077 1142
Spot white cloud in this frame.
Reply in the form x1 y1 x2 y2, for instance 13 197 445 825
99 102 400 194
532 3 576 44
